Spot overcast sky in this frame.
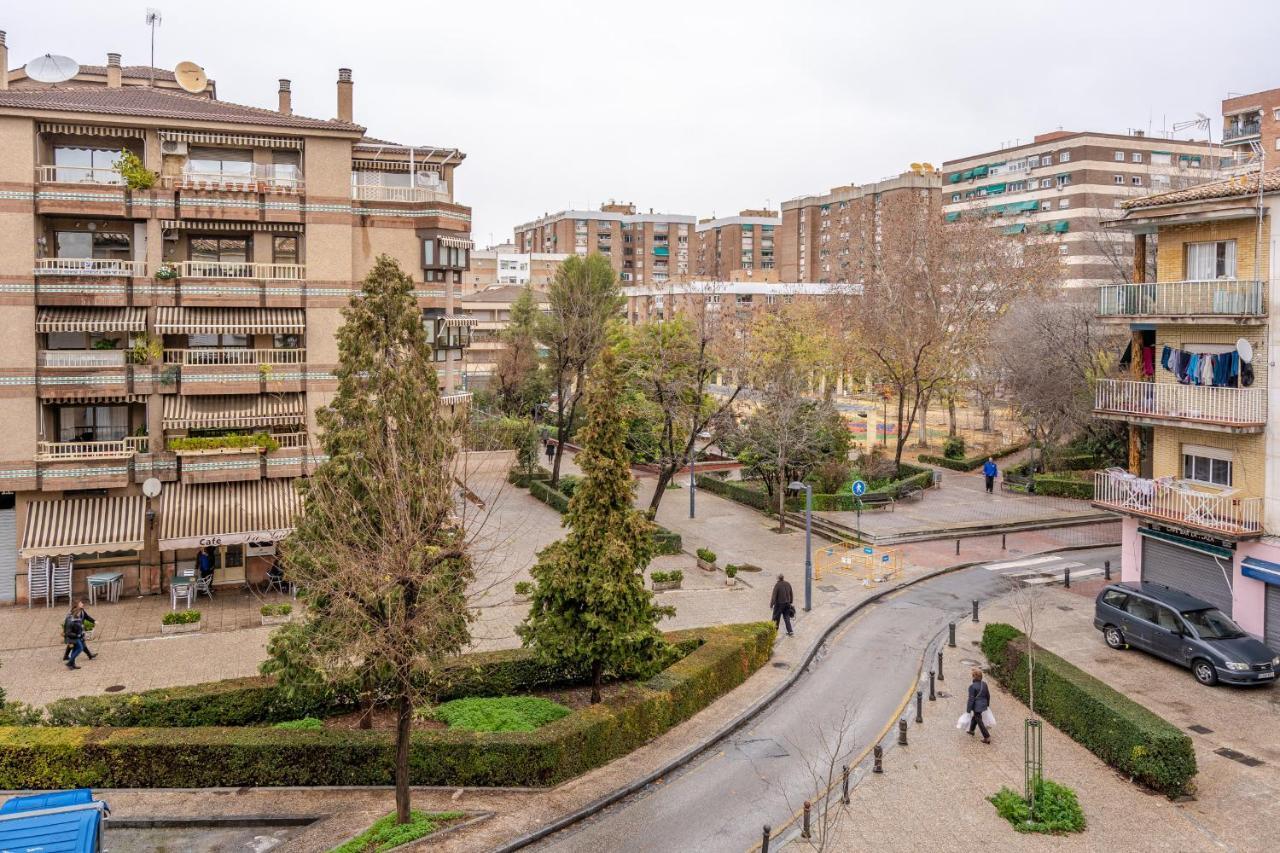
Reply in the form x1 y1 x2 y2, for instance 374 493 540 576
12 1 1280 246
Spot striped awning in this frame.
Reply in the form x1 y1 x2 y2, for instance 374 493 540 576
56 394 148 404
443 316 479 327
20 494 146 559
351 158 444 173
155 307 306 335
439 237 473 250
158 480 301 551
163 394 306 429
40 122 146 139
159 130 303 150
160 220 305 233
36 307 147 333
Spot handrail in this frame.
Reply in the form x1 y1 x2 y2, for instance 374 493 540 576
1095 378 1266 427
125 436 151 453
1093 472 1261 535
35 439 135 461
440 391 473 406
179 164 304 192
38 350 127 368
351 184 450 203
35 165 123 185
163 348 306 365
270 431 309 449
176 261 306 281
34 258 146 277
1098 280 1266 318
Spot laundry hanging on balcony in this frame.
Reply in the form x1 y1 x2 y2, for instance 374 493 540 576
1118 341 1155 377
1159 345 1249 387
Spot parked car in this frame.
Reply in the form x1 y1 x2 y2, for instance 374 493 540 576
1094 581 1279 686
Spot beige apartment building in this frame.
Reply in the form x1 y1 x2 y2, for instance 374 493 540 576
464 243 567 294
693 210 779 279
0 33 474 603
459 285 551 388
513 202 695 285
941 131 1219 288
777 171 940 283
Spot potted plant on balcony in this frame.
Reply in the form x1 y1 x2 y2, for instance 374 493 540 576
127 335 163 365
260 603 293 626
154 263 179 281
696 547 717 572
113 149 157 190
160 609 201 635
91 338 121 351
651 569 683 592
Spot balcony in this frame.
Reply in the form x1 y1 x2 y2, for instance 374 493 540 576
1093 472 1262 539
34 258 146 277
163 348 306 366
1094 379 1265 433
176 261 305 281
351 184 450 203
1098 280 1266 323
33 436 150 492
35 436 149 462
162 348 306 394
35 165 123 185
176 165 304 194
38 350 126 369
36 350 137 399
1223 121 1262 143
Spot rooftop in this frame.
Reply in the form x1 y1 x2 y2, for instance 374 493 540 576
10 63 179 82
942 130 1214 168
462 285 549 304
1121 168 1280 210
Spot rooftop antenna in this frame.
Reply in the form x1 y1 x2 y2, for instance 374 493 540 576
145 8 162 84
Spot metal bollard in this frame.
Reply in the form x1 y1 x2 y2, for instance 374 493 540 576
948 622 956 648
1104 559 1112 581
1001 532 1007 550
937 650 945 681
972 599 979 623
802 802 812 839
1064 565 1071 588
898 718 908 745
915 690 923 723
873 744 883 773
928 670 936 700
841 764 851 803
762 824 771 853
955 538 960 555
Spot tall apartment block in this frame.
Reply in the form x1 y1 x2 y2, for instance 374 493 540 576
0 32 474 603
1096 169 1280 651
1222 88 1280 164
776 172 940 283
941 131 1219 288
513 202 694 285
693 210 779 279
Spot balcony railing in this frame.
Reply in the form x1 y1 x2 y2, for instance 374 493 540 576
36 165 123 185
35 439 137 461
351 184 450 203
440 391 473 406
1094 379 1266 430
163 348 306 365
270 431 309 449
34 258 146 277
1093 471 1262 537
178 165 304 192
38 350 127 368
1224 121 1262 142
176 261 306 281
1098 280 1266 320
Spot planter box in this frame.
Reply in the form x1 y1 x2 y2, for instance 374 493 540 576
512 593 530 605
652 580 682 592
725 577 738 587
260 613 292 626
160 620 201 635
696 558 717 573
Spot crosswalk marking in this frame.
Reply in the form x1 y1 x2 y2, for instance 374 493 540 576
984 555 1063 572
983 554 1105 587
1004 561 1082 579
1022 568 1103 586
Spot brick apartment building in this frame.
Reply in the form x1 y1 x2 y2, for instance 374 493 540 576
777 171 940 283
693 210 779 279
941 131 1219 288
513 202 694 285
1222 87 1280 165
0 31 474 603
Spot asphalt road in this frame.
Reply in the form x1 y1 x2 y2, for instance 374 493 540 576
533 565 1023 853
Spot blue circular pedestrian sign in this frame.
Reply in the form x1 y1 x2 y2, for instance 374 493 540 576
852 479 867 497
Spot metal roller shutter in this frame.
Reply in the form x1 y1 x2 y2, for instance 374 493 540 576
1266 585 1280 650
0 507 14 602
1141 537 1234 615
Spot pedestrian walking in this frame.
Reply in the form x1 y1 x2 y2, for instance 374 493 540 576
966 669 992 742
545 438 555 466
982 457 998 494
770 574 795 637
62 603 93 670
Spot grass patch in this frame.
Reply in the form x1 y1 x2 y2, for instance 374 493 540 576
428 696 570 733
272 717 323 731
989 778 1086 834
161 609 200 626
331 809 465 853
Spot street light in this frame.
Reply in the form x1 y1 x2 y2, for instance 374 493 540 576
788 481 813 613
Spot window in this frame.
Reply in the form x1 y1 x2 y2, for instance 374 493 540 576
1114 151 1125 161
1059 151 1071 163
55 229 131 259
47 331 119 350
1059 199 1070 208
1186 240 1237 279
1131 176 1142 186
1152 152 1172 166
272 236 298 265
271 150 301 185
1132 152 1143 163
273 333 301 349
1056 174 1071 188
951 193 960 202
1153 607 1183 633
1101 589 1129 610
52 146 123 183
1125 596 1160 624
190 236 249 264
189 333 249 348
187 146 252 177
1182 447 1232 486
1040 178 1052 189
1114 175 1125 184
57 405 128 442
1058 245 1069 255
1040 155 1052 166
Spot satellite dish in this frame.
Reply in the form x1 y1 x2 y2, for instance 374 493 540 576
174 61 208 94
1236 338 1254 364
24 54 79 84
142 477 163 498
922 162 935 172
910 162 923 173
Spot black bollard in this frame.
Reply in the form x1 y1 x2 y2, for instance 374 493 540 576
898 718 908 745
948 622 956 648
873 744 883 773
972 599 979 623
762 824 771 853
955 538 960 555
929 670 936 701
1064 565 1071 588
915 690 923 723
937 650 945 681
1001 532 1007 550
841 764 851 803
802 802 812 839
1105 559 1112 581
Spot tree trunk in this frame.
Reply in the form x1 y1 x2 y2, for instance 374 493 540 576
947 394 958 438
893 394 907 467
649 464 674 513
915 393 931 448
394 689 412 824
590 659 603 704
776 447 788 533
981 397 992 432
357 692 373 730
552 386 581 487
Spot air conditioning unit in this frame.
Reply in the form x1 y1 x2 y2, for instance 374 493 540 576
161 140 188 156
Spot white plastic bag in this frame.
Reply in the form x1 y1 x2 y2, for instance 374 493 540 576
956 712 973 730
981 708 996 729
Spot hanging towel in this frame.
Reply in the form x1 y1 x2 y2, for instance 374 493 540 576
1213 353 1231 387
1161 345 1173 372
1201 356 1213 386
1142 346 1155 377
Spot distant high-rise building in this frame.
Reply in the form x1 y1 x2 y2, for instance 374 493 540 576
513 202 694 285
693 210 780 279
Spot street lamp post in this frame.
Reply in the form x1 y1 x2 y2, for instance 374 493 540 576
789 481 813 612
688 440 696 518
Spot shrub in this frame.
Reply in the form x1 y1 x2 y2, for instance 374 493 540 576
649 526 683 556
692 475 774 512
513 581 533 597
918 442 1027 472
725 565 738 578
529 479 570 513
557 475 581 498
942 435 966 460
332 810 464 853
272 717 324 731
168 432 280 453
507 465 550 488
989 778 1086 834
162 609 201 626
260 604 293 617
113 149 157 190
1032 475 1093 500
429 697 570 733
696 548 716 564
651 570 683 584
981 623 1196 796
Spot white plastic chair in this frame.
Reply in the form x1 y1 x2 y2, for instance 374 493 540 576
50 555 73 608
26 557 50 608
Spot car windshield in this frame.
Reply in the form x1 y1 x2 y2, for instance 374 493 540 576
1181 608 1246 640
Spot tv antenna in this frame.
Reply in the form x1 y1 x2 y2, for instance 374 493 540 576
24 54 79 84
145 8 162 84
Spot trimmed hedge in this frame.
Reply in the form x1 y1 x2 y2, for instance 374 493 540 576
693 475 773 512
650 526 683 555
981 623 1196 797
507 466 551 488
529 479 571 513
1032 475 1093 500
919 442 1027 472
694 464 934 515
2 623 775 789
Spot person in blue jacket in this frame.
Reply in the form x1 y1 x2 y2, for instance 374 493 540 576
982 457 998 494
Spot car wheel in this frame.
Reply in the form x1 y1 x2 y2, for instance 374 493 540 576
1192 658 1218 686
1104 626 1126 650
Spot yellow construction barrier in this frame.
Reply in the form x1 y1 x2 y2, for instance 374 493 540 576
814 543 903 585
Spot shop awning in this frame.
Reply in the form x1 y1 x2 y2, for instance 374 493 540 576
1242 557 1280 586
154 307 306 335
163 394 306 430
959 169 974 180
158 480 302 551
35 307 147 334
20 495 146 559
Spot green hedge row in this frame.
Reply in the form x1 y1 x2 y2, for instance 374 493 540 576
1 624 775 789
981 623 1196 797
1032 475 1093 500
918 442 1027 472
526 477 681 553
694 465 934 515
507 466 551 488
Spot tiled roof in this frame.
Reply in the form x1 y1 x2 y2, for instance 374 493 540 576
9 64 179 81
0 86 363 132
1122 168 1280 210
356 136 464 156
464 285 546 303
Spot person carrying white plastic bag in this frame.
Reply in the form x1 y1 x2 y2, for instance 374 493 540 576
959 668 992 743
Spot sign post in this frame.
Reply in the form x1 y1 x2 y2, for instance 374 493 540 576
851 479 867 542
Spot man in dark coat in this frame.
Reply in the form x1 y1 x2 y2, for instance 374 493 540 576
63 606 90 670
966 668 991 742
770 574 795 637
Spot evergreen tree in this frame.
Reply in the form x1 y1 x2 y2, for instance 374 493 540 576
518 347 673 703
495 285 548 416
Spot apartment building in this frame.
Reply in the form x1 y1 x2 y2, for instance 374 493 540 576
464 244 567 293
1222 87 1280 164
0 32 474 603
459 285 551 387
777 171 940 283
693 210 779 279
513 202 695 285
942 131 1220 288
1095 169 1280 650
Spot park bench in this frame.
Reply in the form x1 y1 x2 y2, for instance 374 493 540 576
897 485 926 503
1000 473 1035 494
855 493 896 512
